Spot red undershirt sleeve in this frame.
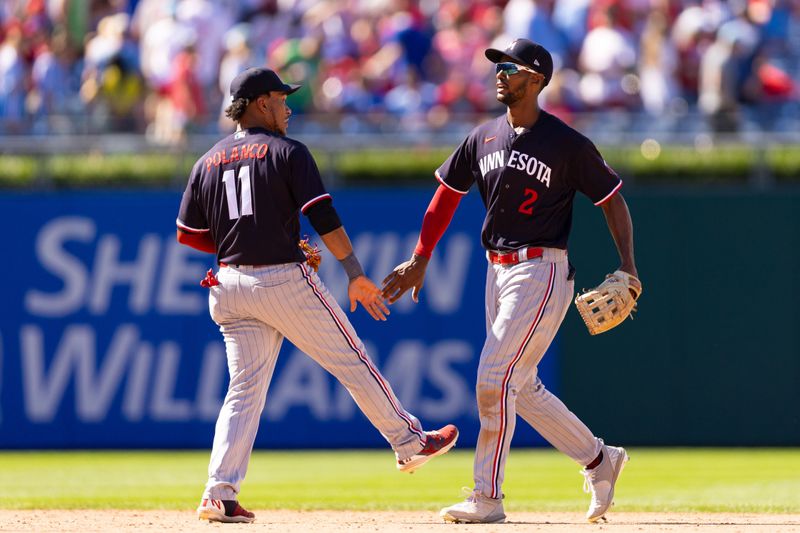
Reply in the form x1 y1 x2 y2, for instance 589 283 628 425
176 229 216 254
413 184 463 259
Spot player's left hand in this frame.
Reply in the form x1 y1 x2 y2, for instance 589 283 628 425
349 276 391 321
574 270 642 335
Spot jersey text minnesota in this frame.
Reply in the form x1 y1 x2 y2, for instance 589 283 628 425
478 149 552 187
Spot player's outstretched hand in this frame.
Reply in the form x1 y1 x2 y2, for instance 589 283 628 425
349 276 391 321
381 254 429 304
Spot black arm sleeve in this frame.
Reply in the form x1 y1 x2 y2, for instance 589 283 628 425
305 197 342 235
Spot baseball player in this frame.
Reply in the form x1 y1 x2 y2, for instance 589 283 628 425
176 67 459 524
382 39 639 524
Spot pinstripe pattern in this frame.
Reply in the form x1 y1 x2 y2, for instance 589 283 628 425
516 376 601 465
297 264 425 443
472 249 601 499
203 263 425 501
488 263 555 499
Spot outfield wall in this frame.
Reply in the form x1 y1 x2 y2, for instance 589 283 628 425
0 190 556 449
561 190 800 446
0 188 797 448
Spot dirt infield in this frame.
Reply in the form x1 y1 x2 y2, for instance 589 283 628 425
1 511 798 533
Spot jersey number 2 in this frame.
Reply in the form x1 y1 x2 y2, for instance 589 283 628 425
222 167 253 219
518 188 538 215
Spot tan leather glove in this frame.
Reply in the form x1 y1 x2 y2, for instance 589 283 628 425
575 270 642 335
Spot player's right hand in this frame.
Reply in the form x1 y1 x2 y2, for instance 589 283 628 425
381 254 429 304
349 276 391 321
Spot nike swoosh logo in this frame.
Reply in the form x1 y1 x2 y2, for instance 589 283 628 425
484 136 496 143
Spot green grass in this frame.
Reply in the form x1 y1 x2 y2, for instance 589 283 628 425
0 449 798 513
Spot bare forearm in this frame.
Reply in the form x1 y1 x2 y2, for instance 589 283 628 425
319 226 353 260
601 193 637 277
319 225 366 281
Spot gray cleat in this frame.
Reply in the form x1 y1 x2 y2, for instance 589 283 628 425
581 443 629 522
440 489 506 524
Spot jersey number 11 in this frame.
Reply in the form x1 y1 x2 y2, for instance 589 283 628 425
223 166 253 219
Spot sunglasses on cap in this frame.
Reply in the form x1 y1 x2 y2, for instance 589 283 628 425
495 62 538 77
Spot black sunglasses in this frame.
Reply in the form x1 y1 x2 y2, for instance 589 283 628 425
495 62 537 77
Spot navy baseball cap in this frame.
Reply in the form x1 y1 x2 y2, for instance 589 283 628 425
230 67 301 100
485 39 553 86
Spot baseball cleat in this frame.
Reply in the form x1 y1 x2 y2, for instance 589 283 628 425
397 424 459 473
582 443 629 522
440 489 506 523
197 498 256 523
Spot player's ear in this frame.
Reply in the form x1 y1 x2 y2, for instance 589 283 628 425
256 94 270 113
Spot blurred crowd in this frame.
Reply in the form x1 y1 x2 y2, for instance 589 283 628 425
1 0 798 142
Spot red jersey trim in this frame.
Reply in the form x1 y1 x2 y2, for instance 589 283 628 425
176 218 209 233
594 180 623 206
301 193 332 213
435 170 469 195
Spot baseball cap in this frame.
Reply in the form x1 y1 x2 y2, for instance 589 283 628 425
230 67 301 100
485 39 553 86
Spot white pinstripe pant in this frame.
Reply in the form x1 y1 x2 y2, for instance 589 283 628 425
203 263 426 500
473 249 602 500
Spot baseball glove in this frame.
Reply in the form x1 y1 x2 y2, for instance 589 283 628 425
574 270 642 335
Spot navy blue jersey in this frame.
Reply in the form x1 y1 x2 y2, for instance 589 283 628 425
436 111 622 251
177 127 331 265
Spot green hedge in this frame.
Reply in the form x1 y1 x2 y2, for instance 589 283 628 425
0 154 195 188
0 144 797 188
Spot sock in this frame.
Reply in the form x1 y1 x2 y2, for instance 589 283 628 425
222 500 237 516
585 450 604 470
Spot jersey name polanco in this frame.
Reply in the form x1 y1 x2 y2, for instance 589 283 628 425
436 111 622 251
177 127 331 266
